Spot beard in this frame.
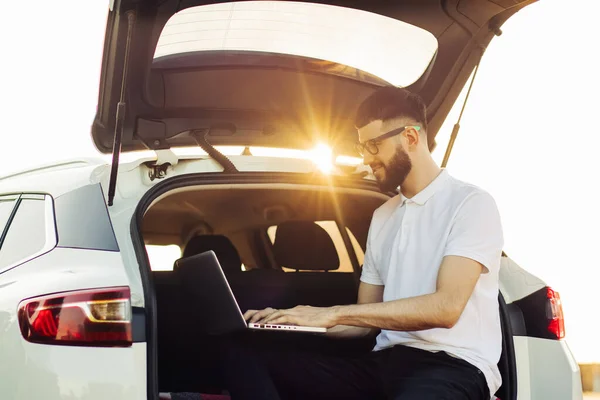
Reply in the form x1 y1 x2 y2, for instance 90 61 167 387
372 146 412 192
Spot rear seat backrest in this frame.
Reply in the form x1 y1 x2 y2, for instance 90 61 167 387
172 225 356 313
262 220 357 308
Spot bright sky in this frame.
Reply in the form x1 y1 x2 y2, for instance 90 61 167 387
1 0 599 363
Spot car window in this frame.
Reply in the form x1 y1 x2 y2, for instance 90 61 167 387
0 196 18 240
0 198 47 270
268 221 364 273
146 244 182 271
145 243 249 271
156 2 438 87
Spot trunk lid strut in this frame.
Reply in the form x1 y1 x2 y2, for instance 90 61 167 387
441 47 484 168
107 10 136 207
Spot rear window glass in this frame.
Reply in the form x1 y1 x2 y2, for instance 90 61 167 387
146 243 248 271
155 1 438 87
268 221 364 273
146 244 182 271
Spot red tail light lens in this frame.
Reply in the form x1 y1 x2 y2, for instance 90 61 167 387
18 287 132 347
546 287 565 339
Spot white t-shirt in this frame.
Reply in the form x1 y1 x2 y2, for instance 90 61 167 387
360 169 504 398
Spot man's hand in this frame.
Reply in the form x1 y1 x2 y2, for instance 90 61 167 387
244 305 339 328
243 283 383 336
244 307 278 324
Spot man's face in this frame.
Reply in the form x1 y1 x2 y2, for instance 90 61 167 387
357 120 413 192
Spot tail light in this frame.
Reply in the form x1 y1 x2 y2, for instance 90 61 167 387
546 287 565 339
18 287 132 347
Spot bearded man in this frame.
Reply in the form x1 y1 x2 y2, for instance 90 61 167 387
223 87 504 400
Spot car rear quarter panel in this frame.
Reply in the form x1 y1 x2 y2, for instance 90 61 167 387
500 256 582 399
0 248 147 399
514 337 582 399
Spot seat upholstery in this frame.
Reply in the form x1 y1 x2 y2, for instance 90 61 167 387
273 221 340 271
238 220 357 310
176 222 357 312
183 235 242 275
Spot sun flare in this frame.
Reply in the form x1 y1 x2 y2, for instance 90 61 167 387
309 143 334 174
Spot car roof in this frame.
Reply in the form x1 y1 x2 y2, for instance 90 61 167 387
0 158 108 197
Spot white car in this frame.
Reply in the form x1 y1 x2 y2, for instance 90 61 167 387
0 1 582 400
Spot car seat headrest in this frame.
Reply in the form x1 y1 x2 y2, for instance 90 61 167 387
273 221 339 271
182 235 242 274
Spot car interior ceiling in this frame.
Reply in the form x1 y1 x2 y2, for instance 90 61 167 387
141 183 515 399
142 185 388 251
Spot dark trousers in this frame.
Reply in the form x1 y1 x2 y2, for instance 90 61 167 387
220 335 490 400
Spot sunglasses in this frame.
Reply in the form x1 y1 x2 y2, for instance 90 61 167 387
355 126 421 156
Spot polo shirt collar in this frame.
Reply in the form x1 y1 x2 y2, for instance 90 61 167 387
400 169 450 206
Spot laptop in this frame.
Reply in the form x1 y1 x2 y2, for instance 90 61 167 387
174 250 327 335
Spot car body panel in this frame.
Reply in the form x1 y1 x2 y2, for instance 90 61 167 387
0 159 107 197
499 256 546 304
0 248 144 399
513 337 583 399
2 342 146 400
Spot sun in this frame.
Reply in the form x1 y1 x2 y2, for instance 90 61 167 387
310 143 334 174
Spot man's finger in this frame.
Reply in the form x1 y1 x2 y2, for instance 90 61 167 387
243 309 258 321
260 311 278 324
270 315 294 325
262 310 284 324
249 311 268 323
249 308 276 323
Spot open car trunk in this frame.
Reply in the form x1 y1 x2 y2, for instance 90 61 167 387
134 173 517 399
141 176 387 394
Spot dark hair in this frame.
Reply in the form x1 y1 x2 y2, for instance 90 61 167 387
354 86 427 131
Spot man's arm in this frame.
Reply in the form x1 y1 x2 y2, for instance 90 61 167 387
261 255 483 330
262 191 502 331
332 255 482 330
244 282 384 338
325 282 384 338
